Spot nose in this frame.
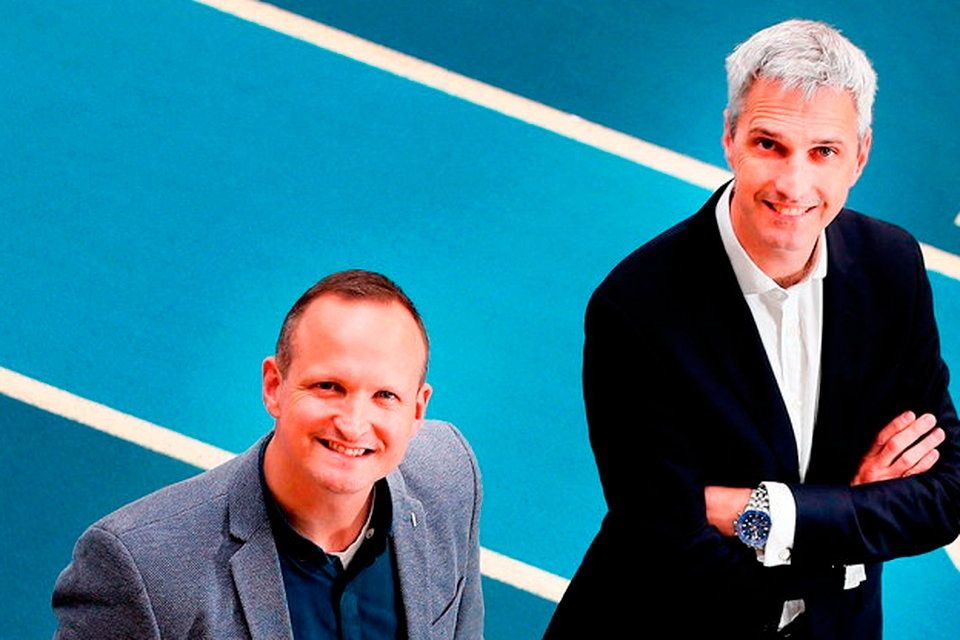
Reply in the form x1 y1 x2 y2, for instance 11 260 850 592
773 154 815 202
332 395 369 440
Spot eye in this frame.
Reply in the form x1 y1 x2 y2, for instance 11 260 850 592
312 381 344 393
756 138 777 151
374 390 399 402
814 146 837 158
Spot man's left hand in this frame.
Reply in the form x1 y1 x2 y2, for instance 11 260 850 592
852 411 943 486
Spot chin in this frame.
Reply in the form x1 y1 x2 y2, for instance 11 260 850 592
758 225 816 251
317 479 370 497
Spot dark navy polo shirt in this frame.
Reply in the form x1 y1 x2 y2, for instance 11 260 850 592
259 440 406 640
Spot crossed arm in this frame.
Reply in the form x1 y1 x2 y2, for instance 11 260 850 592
706 410 947 536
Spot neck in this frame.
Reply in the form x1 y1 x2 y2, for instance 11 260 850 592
263 442 373 552
772 245 819 288
285 490 372 553
726 188 822 289
768 238 821 288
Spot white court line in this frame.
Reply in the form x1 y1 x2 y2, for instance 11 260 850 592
194 0 730 191
187 0 960 578
922 243 960 281
948 539 960 571
0 366 234 470
0 365 570 602
481 548 569 603
193 0 960 283
14 362 958 580
7 362 959 581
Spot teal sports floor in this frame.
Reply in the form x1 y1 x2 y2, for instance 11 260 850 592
1 2 958 637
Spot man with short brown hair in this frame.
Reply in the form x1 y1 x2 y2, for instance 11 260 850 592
54 269 484 639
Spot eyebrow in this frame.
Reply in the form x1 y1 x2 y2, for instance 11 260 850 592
811 138 847 147
748 127 847 147
749 127 778 138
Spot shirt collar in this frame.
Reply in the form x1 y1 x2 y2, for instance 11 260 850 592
258 434 393 571
329 486 377 568
715 181 828 296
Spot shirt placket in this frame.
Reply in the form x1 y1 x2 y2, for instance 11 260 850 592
779 291 806 479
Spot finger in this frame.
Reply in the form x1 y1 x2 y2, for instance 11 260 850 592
902 448 940 478
879 413 937 465
872 411 917 452
892 426 945 474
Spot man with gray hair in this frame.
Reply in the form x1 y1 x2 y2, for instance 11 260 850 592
545 19 959 639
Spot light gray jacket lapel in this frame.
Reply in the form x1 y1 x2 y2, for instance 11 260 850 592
221 428 474 640
388 469 433 640
226 440 294 640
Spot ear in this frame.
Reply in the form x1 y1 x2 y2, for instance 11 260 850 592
721 109 736 169
851 127 872 186
411 382 432 434
262 356 283 419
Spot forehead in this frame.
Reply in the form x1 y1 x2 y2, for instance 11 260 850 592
289 295 427 377
736 78 859 140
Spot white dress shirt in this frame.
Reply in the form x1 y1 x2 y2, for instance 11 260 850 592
715 182 826 626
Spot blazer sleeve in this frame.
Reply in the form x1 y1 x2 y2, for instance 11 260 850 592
583 291 812 606
790 239 960 565
52 525 161 640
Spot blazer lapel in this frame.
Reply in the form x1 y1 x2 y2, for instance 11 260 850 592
230 529 292 640
807 215 862 483
387 471 433 640
227 439 293 640
691 204 801 481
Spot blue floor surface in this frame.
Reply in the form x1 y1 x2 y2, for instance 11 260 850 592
1 395 554 639
266 0 960 255
2 2 958 638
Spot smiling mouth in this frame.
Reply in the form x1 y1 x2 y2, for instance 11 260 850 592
319 439 372 457
764 201 818 217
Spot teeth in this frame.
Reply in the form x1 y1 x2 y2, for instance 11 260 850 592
326 441 367 457
769 202 814 216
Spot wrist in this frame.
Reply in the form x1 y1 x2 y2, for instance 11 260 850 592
705 486 752 536
734 484 772 549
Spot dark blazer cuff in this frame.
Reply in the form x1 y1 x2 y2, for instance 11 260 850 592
790 484 860 563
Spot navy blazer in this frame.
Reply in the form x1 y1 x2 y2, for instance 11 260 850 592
53 420 484 640
545 185 960 639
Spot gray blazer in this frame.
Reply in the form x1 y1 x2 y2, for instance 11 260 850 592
53 420 483 639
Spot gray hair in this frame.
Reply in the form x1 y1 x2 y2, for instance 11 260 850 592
725 19 877 140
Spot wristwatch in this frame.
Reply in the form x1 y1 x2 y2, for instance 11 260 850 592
734 484 772 549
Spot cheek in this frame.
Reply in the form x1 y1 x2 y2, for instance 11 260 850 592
820 171 855 203
731 155 770 187
281 395 333 426
376 418 417 451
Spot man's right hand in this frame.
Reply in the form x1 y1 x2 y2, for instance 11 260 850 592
852 411 944 486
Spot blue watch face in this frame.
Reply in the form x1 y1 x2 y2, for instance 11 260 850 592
735 509 772 548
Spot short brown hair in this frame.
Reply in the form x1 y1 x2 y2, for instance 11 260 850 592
275 270 429 382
